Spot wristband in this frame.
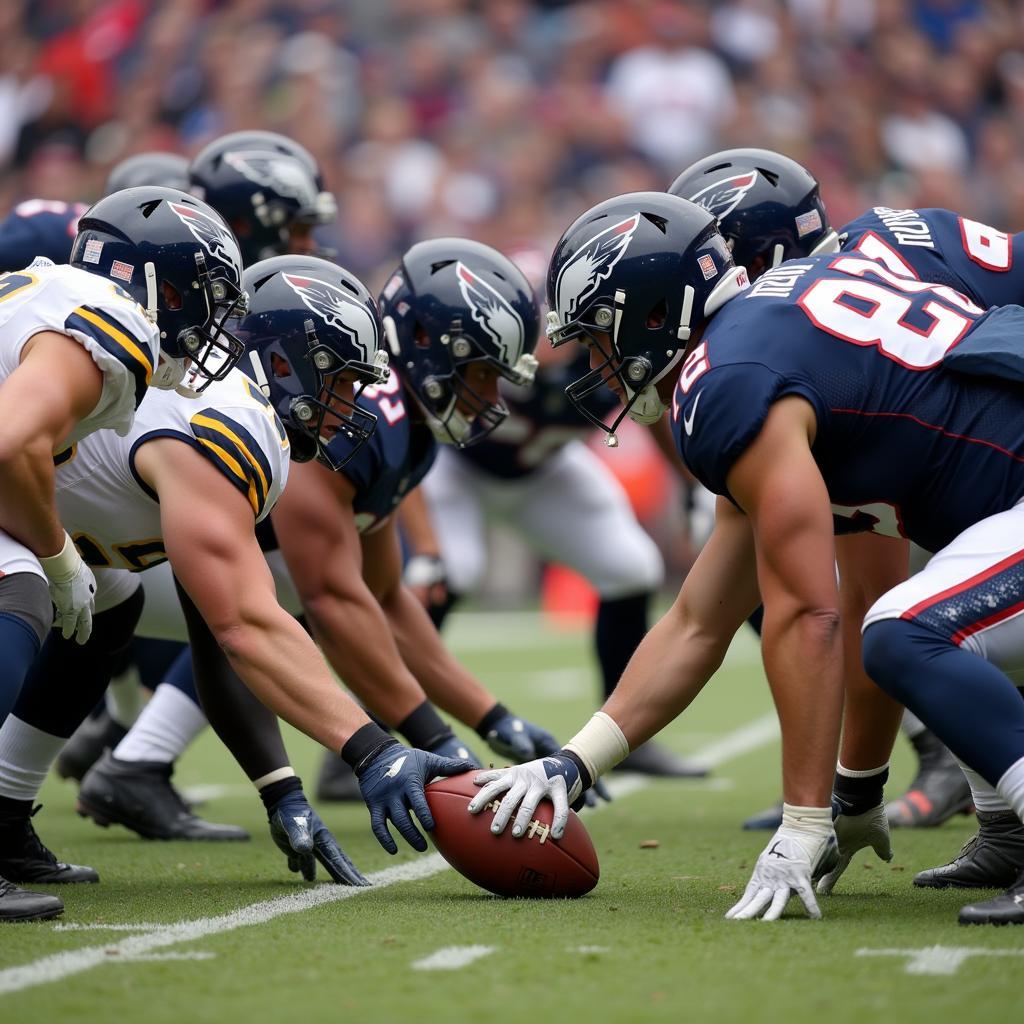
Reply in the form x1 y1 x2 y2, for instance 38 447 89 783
252 766 296 790
39 532 82 582
562 711 630 782
398 700 451 750
559 749 593 793
781 803 833 836
833 763 889 817
341 722 400 776
404 554 446 589
475 702 509 739
259 775 303 815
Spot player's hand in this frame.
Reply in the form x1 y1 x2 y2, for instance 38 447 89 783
479 704 561 762
39 533 97 644
403 554 448 610
267 787 369 885
583 776 613 809
428 731 483 768
469 755 584 840
815 802 892 895
357 743 476 855
726 806 838 921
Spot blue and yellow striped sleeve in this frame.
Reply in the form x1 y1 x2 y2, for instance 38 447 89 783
64 304 154 410
189 409 275 519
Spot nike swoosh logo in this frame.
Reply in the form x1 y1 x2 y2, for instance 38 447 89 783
683 391 702 436
384 755 408 779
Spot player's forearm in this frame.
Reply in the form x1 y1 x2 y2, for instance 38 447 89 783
602 595 729 750
215 605 372 753
301 585 426 725
380 583 494 726
762 607 843 807
0 441 65 556
396 488 441 557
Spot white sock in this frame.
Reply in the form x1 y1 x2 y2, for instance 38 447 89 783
105 666 145 728
113 684 208 764
996 754 1024 821
901 709 926 740
960 763 1012 813
0 717 67 801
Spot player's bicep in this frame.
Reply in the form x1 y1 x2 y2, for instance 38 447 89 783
726 397 839 619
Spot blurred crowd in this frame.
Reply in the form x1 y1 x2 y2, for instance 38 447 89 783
3 0 1024 299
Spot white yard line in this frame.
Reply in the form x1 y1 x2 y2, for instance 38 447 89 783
411 945 496 971
0 716 778 998
856 946 1024 976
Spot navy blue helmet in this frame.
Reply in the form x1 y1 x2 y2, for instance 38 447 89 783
235 255 388 469
546 191 748 444
378 238 539 447
70 186 247 391
105 152 190 195
668 148 838 279
189 131 336 265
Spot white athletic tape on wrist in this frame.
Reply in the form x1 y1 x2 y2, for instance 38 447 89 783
38 532 82 582
563 712 630 781
836 761 889 778
781 802 833 836
252 766 296 790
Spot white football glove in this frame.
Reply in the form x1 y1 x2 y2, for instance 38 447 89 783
468 756 584 840
39 532 96 644
726 805 838 921
815 802 892 895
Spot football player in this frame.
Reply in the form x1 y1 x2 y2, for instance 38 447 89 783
0 184 246 921
0 254 475 921
466 190 1024 924
71 241 561 838
408 245 704 780
671 149 1021 888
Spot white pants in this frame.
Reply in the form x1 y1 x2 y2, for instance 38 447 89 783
864 502 1024 683
0 530 44 581
421 442 664 598
93 551 305 641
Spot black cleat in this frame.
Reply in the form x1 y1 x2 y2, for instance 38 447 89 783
914 810 1024 889
742 800 784 830
0 876 63 922
958 867 1024 925
0 806 98 884
614 741 708 778
55 710 128 783
315 752 362 802
886 729 973 827
77 753 250 841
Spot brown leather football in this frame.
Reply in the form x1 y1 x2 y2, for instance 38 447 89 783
425 771 600 898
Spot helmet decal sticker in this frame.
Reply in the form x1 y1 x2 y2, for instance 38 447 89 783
169 201 242 270
455 262 525 366
282 273 378 360
554 213 641 325
223 151 319 207
687 172 757 221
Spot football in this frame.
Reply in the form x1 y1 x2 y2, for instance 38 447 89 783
425 772 600 898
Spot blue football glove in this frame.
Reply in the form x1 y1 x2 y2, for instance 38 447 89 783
477 704 561 763
428 731 484 768
583 776 613 809
267 787 369 886
357 742 476 854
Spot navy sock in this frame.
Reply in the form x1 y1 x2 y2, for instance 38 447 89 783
13 587 144 739
160 646 200 704
595 592 650 699
862 618 1024 786
747 605 764 636
0 613 42 722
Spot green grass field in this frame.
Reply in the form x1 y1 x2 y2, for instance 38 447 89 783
0 611 1020 1024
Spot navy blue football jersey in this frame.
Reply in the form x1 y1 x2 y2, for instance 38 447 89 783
673 253 1024 553
338 373 437 532
839 206 1024 309
460 349 619 478
0 200 87 271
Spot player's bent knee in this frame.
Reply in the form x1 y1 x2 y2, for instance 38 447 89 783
594 537 664 598
861 617 950 703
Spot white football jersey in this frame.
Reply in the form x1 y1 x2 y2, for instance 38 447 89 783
0 258 159 441
55 369 291 572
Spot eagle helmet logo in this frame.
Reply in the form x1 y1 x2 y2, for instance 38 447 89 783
222 150 319 209
553 213 641 327
687 172 758 222
168 201 242 271
455 262 525 366
282 273 379 362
